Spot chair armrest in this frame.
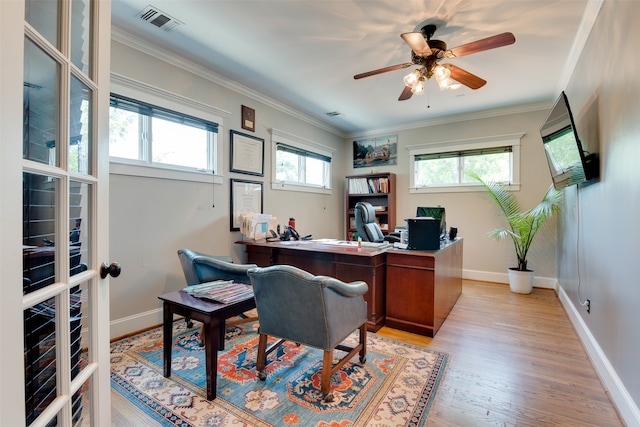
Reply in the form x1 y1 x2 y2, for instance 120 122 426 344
383 232 401 243
193 255 257 274
317 276 368 297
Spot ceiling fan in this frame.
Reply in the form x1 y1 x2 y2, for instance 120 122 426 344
354 24 515 101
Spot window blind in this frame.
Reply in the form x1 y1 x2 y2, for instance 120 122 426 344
276 143 331 163
415 146 512 161
110 93 218 133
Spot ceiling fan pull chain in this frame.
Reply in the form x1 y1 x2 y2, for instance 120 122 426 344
427 84 431 108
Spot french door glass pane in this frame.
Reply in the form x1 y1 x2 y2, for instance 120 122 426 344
75 376 93 426
73 280 90 378
71 0 92 75
25 0 59 48
70 281 89 427
24 298 58 424
69 77 92 174
23 173 59 295
24 37 59 166
70 180 92 271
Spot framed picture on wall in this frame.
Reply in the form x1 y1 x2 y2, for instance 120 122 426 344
353 134 398 168
230 179 263 231
230 130 264 176
241 105 256 132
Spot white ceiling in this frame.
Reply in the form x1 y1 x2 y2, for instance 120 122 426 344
111 0 596 137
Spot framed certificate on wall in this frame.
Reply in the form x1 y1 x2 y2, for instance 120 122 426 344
230 179 263 231
230 130 264 176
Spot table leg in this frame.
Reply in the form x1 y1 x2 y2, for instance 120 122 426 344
204 317 220 400
162 302 172 378
218 321 226 351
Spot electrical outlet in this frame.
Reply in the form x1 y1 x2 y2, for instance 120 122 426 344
586 299 591 314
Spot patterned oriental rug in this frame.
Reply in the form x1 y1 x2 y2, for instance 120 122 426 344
110 321 449 427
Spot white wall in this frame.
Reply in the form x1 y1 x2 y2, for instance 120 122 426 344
556 1 640 424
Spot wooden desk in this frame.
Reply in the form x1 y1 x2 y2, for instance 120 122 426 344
385 239 463 337
237 239 463 337
238 240 387 332
158 290 256 400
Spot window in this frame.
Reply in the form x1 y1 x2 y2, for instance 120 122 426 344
109 93 218 172
409 133 523 193
271 128 334 194
416 147 512 185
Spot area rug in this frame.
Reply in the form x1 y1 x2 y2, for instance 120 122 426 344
110 321 449 426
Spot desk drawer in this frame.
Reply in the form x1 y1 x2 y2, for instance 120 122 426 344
386 251 435 269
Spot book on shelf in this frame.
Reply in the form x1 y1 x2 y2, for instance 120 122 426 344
348 177 389 194
184 280 254 304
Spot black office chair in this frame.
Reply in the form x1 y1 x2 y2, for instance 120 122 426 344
354 202 401 243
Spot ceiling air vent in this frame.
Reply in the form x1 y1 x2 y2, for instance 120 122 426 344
138 5 183 32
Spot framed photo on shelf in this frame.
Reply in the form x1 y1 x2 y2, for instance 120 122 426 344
230 179 263 231
241 105 256 132
230 130 264 176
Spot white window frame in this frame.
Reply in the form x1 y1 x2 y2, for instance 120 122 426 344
271 128 334 195
109 73 230 184
407 133 524 193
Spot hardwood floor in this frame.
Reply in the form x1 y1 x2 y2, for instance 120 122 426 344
378 280 623 426
111 280 623 426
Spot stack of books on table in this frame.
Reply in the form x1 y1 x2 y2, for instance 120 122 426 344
184 280 254 304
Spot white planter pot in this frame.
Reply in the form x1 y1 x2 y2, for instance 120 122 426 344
507 268 534 294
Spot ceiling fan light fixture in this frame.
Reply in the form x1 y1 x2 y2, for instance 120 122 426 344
411 78 425 95
447 80 462 90
403 69 421 87
434 65 450 82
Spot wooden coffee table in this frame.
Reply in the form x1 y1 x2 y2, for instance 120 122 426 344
158 290 256 400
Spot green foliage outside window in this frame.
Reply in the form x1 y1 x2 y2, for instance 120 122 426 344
415 149 511 187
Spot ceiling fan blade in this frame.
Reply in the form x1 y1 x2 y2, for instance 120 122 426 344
447 32 515 58
443 64 487 89
400 32 432 56
398 85 413 101
354 63 413 79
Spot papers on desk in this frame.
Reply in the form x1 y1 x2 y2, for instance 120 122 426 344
184 280 254 304
314 239 390 248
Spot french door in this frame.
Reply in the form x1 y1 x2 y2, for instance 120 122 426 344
1 0 112 426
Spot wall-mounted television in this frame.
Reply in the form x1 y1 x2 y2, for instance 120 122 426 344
539 91 598 190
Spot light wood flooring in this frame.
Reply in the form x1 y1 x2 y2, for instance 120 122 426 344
111 280 624 426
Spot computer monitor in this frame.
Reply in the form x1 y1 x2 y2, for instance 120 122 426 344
416 206 446 239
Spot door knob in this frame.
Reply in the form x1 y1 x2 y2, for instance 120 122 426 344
100 262 121 279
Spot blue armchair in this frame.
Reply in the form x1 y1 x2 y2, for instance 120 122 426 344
247 264 368 402
177 248 258 346
178 248 258 285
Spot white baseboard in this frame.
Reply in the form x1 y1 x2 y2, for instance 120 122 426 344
557 285 640 427
110 307 164 340
463 269 557 289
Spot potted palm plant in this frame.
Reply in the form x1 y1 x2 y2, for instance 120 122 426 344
470 172 562 294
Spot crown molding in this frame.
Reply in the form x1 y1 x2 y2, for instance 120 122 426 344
111 26 346 138
555 0 604 95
